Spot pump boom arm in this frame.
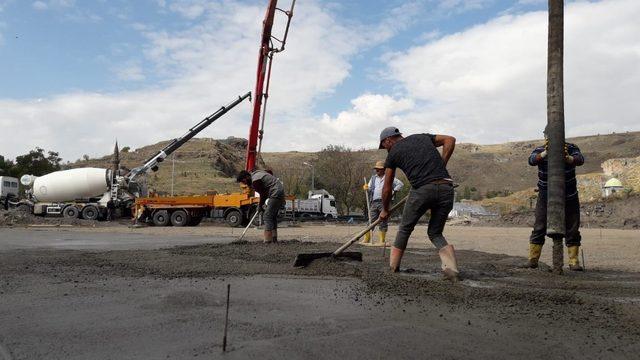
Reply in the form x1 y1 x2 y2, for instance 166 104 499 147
127 91 251 181
245 0 295 171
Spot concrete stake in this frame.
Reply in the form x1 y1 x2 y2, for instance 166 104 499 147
223 284 230 352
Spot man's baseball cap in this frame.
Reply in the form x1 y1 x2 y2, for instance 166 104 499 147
379 126 401 149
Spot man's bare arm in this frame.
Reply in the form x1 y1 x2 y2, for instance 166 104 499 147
433 134 456 166
379 168 396 220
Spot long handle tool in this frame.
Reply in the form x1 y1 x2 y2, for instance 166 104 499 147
293 195 408 267
238 209 261 242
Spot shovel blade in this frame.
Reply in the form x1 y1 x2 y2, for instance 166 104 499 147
293 251 363 268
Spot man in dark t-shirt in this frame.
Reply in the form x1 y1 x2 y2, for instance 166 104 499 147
526 129 585 271
378 126 460 281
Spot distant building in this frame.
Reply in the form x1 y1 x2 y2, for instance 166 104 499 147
449 202 495 218
602 178 624 197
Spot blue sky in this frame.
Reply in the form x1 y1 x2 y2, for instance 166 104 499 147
0 0 638 161
1 0 545 104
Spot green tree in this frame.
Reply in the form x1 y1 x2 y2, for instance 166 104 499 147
0 155 16 176
463 186 471 200
314 145 370 215
12 147 62 176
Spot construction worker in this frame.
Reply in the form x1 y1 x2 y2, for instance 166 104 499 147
377 126 460 281
361 160 404 246
526 128 585 271
236 169 285 243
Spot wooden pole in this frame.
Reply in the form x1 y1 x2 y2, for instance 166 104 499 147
546 0 566 237
546 0 566 273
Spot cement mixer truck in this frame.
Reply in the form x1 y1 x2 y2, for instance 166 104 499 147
11 92 251 220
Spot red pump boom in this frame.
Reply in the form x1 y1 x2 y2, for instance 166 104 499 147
245 0 296 171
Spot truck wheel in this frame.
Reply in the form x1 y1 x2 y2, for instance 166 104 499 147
225 209 242 227
63 206 79 219
152 210 170 226
170 210 190 227
82 205 99 220
16 204 31 213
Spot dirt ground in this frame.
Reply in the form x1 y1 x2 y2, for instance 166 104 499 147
1 224 639 359
25 221 640 272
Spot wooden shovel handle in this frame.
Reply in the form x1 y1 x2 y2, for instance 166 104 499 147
333 195 408 256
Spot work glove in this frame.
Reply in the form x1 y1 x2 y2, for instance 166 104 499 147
539 150 548 159
261 198 270 211
362 184 369 190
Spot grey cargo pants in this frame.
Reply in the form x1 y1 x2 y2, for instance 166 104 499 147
394 182 454 250
369 199 388 231
263 196 284 231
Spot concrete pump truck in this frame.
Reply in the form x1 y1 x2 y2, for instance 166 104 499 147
132 0 297 227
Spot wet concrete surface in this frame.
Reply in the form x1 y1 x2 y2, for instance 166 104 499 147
1 235 640 359
0 228 229 251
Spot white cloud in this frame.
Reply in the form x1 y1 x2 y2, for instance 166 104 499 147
32 1 47 11
384 0 640 144
112 61 145 81
168 0 207 19
0 21 5 46
316 94 415 148
435 0 495 13
3 0 638 163
0 0 13 12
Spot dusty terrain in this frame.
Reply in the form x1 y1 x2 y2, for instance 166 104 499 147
73 131 640 197
1 224 639 359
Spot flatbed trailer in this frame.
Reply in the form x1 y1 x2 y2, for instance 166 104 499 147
134 190 260 227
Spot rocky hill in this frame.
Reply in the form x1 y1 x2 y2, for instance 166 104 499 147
71 131 640 200
71 137 263 195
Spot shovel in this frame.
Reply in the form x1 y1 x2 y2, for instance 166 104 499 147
293 195 408 267
238 209 261 242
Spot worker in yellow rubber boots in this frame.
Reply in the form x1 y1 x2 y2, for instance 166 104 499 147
377 127 460 281
361 161 404 246
526 127 585 271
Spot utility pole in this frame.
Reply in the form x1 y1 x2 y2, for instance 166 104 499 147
303 162 315 190
546 0 566 274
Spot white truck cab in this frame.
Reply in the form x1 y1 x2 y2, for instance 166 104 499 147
285 189 338 219
1 176 19 199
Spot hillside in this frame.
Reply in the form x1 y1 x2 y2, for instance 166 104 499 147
72 137 263 195
71 131 640 199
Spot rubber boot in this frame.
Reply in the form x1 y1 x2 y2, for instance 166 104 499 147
389 246 404 273
551 237 564 275
525 243 543 269
567 246 583 271
361 231 371 244
378 230 387 245
438 244 460 282
272 229 278 243
264 230 275 243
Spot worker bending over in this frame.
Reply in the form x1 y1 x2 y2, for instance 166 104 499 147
377 127 460 281
236 169 285 243
362 160 404 246
526 127 585 271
